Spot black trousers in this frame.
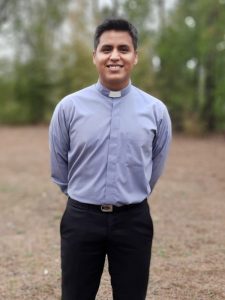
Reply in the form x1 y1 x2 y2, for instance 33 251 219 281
60 198 154 300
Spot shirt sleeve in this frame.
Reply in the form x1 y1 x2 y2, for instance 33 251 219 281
49 102 70 195
149 105 172 191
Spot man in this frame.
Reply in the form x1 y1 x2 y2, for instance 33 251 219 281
49 18 171 300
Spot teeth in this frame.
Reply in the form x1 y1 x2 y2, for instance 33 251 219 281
108 65 121 70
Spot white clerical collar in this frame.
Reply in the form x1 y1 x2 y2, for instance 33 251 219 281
96 81 131 99
109 91 122 98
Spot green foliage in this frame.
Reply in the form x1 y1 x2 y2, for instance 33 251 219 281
132 43 155 93
56 41 97 100
122 0 152 36
13 58 51 123
0 0 69 124
0 75 15 123
0 0 225 132
155 0 225 132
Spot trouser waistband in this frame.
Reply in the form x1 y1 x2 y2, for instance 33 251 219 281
68 197 147 213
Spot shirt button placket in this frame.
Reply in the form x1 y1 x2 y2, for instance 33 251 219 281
105 100 120 203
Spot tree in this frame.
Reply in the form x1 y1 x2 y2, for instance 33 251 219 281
54 0 97 101
154 0 225 132
0 0 69 123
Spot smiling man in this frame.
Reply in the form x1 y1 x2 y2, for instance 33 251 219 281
93 29 138 90
49 18 172 300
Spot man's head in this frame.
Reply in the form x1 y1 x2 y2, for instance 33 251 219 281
94 18 138 51
93 18 139 91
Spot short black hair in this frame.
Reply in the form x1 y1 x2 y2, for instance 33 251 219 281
94 18 138 50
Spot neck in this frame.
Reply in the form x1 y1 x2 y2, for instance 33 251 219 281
100 80 130 91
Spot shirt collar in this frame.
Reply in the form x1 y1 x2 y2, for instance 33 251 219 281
95 80 131 98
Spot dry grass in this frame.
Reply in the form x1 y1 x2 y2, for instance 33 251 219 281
0 126 225 299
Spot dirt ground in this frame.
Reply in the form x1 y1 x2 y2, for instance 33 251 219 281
0 126 224 300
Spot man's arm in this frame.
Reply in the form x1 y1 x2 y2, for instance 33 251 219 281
49 103 70 195
149 106 172 191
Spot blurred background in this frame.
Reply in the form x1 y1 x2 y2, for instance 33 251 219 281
0 0 225 134
1 2 225 299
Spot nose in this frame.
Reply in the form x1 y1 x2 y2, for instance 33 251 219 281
110 49 120 60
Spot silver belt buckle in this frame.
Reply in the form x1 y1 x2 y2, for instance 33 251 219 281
101 204 113 212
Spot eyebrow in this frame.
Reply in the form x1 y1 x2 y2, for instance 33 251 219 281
100 44 131 49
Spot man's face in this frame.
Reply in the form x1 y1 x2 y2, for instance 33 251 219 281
93 30 138 91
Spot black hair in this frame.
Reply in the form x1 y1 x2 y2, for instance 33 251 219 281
94 18 138 50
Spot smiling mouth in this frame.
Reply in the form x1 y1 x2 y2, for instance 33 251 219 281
107 65 123 70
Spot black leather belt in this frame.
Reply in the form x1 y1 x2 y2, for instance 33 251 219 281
68 197 147 213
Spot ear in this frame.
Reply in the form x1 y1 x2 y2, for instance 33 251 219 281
93 50 96 65
134 51 138 65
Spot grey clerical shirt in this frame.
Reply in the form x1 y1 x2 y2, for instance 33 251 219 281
49 81 172 206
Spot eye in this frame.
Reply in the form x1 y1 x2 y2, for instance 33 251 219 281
101 46 112 53
119 46 130 53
